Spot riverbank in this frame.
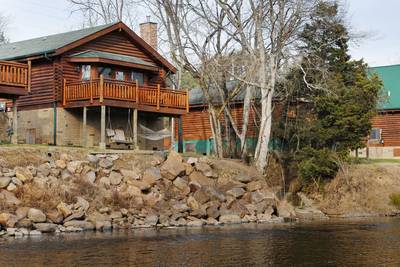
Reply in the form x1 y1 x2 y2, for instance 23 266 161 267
0 146 293 237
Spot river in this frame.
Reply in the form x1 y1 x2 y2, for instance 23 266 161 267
1 217 399 266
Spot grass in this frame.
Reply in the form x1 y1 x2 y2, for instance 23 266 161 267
390 193 400 209
352 158 400 165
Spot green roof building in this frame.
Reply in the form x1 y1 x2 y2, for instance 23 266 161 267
371 64 400 110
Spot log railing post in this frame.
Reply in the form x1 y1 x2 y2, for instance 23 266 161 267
27 60 31 92
99 75 104 103
135 80 139 103
157 84 160 110
186 88 189 113
90 78 93 104
63 79 67 106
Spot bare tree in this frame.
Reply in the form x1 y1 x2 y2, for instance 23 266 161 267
68 0 137 27
0 13 9 44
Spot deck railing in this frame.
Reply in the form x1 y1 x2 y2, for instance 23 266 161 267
63 75 189 112
0 60 31 90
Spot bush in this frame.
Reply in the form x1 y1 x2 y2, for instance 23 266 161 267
390 193 400 209
297 147 339 187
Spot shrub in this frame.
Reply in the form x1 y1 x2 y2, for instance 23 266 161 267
297 147 339 188
390 193 400 209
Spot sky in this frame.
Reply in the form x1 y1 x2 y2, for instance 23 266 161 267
0 0 398 67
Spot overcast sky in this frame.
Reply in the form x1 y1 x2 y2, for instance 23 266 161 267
0 0 397 67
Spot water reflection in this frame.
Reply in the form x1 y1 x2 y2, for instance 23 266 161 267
1 218 400 266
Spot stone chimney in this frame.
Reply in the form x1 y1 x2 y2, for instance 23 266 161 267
140 16 158 50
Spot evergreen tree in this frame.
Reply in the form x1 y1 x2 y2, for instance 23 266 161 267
274 1 382 187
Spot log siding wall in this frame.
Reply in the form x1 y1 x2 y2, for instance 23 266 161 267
371 111 400 147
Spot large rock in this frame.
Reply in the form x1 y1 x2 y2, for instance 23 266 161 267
173 203 190 213
28 208 47 223
0 190 21 206
160 151 186 180
219 214 242 224
46 210 63 224
75 197 90 213
226 188 246 198
64 220 95 230
67 161 85 174
109 171 123 186
15 207 30 220
0 177 11 189
34 223 58 233
233 173 253 183
120 168 141 180
277 200 296 218
0 213 18 228
125 185 142 197
57 202 73 217
173 177 190 195
144 215 158 226
195 162 216 178
142 167 162 185
128 180 151 191
187 196 200 210
189 171 213 187
246 180 263 192
193 189 210 204
55 159 67 169
99 158 113 169
84 171 96 184
15 167 33 183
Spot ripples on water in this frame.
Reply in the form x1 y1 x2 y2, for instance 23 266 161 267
1 218 400 266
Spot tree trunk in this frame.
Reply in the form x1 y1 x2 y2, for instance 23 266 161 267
240 85 254 159
209 105 223 158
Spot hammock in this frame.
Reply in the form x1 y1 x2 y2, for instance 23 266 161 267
139 124 171 141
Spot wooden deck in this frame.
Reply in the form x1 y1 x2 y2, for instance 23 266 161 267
0 60 30 98
63 76 189 115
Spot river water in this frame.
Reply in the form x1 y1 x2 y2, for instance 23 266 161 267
1 217 400 266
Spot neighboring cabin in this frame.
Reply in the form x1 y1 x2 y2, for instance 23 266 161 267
358 64 400 158
0 21 188 149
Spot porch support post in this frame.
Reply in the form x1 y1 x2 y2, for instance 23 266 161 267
132 108 138 149
99 105 106 149
171 117 175 150
11 98 18 145
178 115 183 153
83 106 88 148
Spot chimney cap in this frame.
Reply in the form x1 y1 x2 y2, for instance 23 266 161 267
139 15 157 25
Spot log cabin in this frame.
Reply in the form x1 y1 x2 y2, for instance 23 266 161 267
0 21 188 149
356 64 400 158
174 84 259 156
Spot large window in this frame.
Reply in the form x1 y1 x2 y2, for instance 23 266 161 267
131 71 144 85
115 71 124 81
98 67 112 79
81 65 91 80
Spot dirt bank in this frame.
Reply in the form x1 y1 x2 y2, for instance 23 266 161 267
316 163 400 217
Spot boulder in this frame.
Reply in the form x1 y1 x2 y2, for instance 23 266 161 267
193 189 210 204
15 207 30 220
61 169 73 180
99 158 113 169
226 188 246 198
64 220 95 230
187 157 198 165
187 218 204 227
219 214 242 224
0 190 21 206
57 202 73 217
233 173 253 183
0 213 18 228
205 187 226 202
11 177 23 187
246 180 263 192
189 181 202 192
87 154 99 164
28 208 47 223
187 196 200 210
6 183 17 192
67 161 85 174
195 162 216 178
125 185 142 197
173 177 190 195
128 180 151 191
37 163 51 177
84 171 96 184
0 177 11 189
109 171 123 186
189 171 213 187
99 177 111 187
172 203 190 213
120 168 141 180
34 223 58 233
144 215 158 226
160 151 186 180
64 209 85 222
15 167 33 183
16 219 32 229
29 230 42 236
142 167 162 184
206 204 220 219
75 197 90 213
55 160 66 169
46 210 63 224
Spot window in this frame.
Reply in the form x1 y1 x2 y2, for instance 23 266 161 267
370 128 381 140
131 71 144 85
115 71 124 81
98 67 112 79
81 65 91 80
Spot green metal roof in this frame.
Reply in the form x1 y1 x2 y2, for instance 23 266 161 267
70 50 156 67
0 23 117 60
371 64 400 110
